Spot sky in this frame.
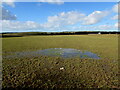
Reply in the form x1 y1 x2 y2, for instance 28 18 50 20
1 1 119 32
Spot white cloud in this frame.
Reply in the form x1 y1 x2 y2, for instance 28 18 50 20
111 15 118 20
94 25 113 30
112 3 120 13
115 23 118 27
1 7 17 20
114 22 120 28
42 11 85 29
82 11 109 25
73 25 115 30
38 0 64 5
2 0 64 7
2 0 15 7
2 20 42 30
111 4 119 21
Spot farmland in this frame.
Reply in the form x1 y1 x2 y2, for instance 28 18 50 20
2 34 119 88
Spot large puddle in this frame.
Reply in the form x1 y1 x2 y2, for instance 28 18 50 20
3 48 100 59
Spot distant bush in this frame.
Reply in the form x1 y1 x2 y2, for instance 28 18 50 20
1 31 119 38
2 34 22 37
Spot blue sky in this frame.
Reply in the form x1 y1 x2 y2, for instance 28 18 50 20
1 1 119 32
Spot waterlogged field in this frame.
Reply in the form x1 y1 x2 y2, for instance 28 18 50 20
2 34 119 88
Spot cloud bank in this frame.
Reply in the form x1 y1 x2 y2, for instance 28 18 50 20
1 2 118 32
1 20 42 31
1 20 117 32
2 10 110 30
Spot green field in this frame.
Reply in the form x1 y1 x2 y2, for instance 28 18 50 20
2 34 119 88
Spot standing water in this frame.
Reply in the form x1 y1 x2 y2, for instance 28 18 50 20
3 48 100 59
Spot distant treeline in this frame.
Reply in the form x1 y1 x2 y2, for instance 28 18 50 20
1 31 120 38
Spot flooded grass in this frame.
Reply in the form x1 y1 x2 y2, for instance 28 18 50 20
2 35 119 88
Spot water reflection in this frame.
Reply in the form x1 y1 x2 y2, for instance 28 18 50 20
3 48 100 59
